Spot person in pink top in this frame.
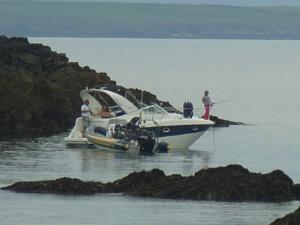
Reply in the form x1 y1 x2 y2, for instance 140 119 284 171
201 90 214 120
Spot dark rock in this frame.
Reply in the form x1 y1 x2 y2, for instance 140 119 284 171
121 164 294 202
1 177 105 195
269 207 300 225
292 184 300 200
0 36 114 135
2 165 298 202
210 115 246 127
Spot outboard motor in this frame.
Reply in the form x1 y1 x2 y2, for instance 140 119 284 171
138 135 155 155
183 101 194 118
156 142 169 153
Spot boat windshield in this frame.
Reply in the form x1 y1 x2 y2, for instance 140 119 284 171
140 104 169 115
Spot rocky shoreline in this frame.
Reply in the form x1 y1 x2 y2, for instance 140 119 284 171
2 164 300 202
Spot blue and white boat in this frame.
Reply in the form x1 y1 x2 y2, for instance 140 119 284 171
64 87 214 149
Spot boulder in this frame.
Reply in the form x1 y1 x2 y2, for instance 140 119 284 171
2 165 298 202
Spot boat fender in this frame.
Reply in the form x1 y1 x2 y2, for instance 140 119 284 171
156 142 169 153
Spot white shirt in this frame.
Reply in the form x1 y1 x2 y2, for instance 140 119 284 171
81 104 90 117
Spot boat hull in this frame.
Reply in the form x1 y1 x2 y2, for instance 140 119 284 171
157 131 207 149
65 125 210 149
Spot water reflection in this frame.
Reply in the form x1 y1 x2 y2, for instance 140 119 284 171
77 144 212 181
0 133 214 185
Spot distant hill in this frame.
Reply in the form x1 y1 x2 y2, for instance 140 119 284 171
1 2 300 39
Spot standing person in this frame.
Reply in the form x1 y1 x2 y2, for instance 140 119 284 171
81 99 91 137
201 90 214 120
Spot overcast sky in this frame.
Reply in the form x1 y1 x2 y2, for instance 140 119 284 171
4 0 300 6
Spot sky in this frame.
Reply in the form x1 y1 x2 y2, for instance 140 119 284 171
4 0 300 6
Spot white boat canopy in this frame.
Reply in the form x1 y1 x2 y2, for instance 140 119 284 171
80 88 138 116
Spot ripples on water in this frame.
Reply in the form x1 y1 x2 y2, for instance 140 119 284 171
0 190 299 225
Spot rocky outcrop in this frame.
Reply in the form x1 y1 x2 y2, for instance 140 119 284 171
210 115 246 127
269 207 300 225
2 165 299 202
3 177 106 195
110 165 296 201
0 36 114 134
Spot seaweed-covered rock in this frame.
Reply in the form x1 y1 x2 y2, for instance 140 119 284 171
269 207 300 225
2 165 298 202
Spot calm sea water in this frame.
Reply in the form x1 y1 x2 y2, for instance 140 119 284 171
1 38 300 225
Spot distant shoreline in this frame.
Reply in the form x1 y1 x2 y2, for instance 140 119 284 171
28 36 300 41
2 2 300 40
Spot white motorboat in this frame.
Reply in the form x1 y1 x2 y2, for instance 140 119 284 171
64 87 214 149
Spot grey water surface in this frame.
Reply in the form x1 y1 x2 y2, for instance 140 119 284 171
1 38 300 225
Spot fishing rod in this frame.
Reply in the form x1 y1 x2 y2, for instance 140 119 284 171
163 99 235 115
213 99 235 105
